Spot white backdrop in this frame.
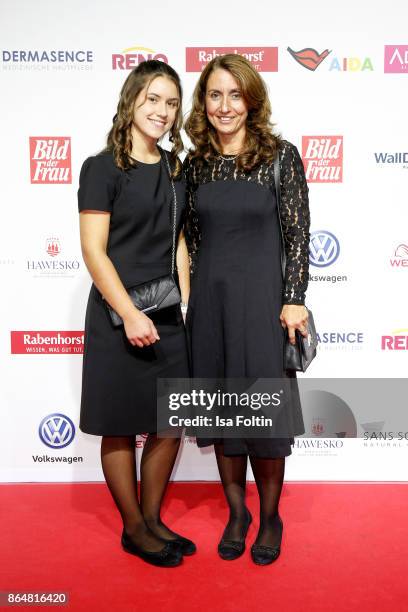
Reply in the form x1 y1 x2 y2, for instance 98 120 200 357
1 0 407 482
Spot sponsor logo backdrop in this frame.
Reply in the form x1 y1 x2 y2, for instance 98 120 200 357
1 0 407 482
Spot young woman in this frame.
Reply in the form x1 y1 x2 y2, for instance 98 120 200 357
184 54 310 565
78 60 195 567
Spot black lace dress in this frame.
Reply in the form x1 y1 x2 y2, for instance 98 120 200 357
183 140 310 457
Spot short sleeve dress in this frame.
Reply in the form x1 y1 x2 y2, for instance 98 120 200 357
78 149 189 436
183 140 310 457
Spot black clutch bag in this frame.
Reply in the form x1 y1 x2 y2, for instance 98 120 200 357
273 154 317 372
105 150 181 327
284 307 318 372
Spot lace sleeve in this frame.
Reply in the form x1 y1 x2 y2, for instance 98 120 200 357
183 156 201 275
279 141 311 305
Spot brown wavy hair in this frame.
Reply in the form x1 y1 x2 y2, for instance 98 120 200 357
184 54 281 171
106 60 183 177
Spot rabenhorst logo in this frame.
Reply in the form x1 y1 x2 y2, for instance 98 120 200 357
384 45 408 73
186 47 278 72
381 329 408 350
390 244 408 268
11 331 84 354
302 136 343 182
317 331 364 351
30 137 71 184
287 47 331 71
27 237 80 278
2 49 93 71
112 46 168 70
374 151 408 167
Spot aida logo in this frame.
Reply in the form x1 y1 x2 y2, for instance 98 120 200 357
328 56 373 71
302 136 343 182
29 137 71 184
11 331 84 354
381 330 408 350
390 244 408 268
186 47 278 72
287 47 331 71
384 45 408 73
46 237 61 257
112 46 168 70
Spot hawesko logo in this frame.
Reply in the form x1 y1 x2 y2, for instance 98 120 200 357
38 414 75 449
302 136 343 182
381 329 408 350
384 45 408 73
287 47 331 71
309 231 340 267
11 331 84 354
186 47 278 72
112 46 168 70
29 137 71 184
46 237 61 257
390 244 408 268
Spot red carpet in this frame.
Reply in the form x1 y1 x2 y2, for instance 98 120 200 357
1 482 407 611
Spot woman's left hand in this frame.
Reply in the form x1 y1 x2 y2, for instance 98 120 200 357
280 304 309 345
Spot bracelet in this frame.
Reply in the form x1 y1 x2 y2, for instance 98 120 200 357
180 302 188 314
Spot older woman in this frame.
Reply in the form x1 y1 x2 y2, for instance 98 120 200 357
184 54 310 565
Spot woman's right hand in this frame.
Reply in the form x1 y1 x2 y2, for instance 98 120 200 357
123 310 160 348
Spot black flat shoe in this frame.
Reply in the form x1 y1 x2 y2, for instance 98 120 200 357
166 535 197 556
250 515 283 566
218 509 252 561
121 530 183 567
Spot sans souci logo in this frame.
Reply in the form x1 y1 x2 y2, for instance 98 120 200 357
186 47 278 72
2 49 93 71
381 329 408 351
317 331 364 351
38 414 75 449
287 47 331 71
27 237 80 278
112 46 168 70
11 331 84 354
390 243 408 268
384 45 408 73
302 136 343 182
30 137 71 184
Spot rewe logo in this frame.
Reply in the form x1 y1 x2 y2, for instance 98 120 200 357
381 329 408 350
11 331 84 354
328 57 373 71
287 47 331 71
46 237 61 257
384 45 408 73
390 243 408 268
112 46 168 70
186 47 278 72
29 137 71 184
302 136 343 182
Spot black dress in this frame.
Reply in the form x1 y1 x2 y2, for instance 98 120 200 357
78 150 189 436
184 140 310 457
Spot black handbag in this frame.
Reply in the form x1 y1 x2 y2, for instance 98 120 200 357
273 154 317 372
105 150 181 327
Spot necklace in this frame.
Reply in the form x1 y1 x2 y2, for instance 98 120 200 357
218 153 239 161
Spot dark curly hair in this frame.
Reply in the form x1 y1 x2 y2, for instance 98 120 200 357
106 60 183 177
184 54 281 171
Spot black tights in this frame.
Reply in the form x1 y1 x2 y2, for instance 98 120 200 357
215 444 285 547
101 434 181 552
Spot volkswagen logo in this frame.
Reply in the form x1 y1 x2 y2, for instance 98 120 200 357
38 413 75 449
309 230 340 267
